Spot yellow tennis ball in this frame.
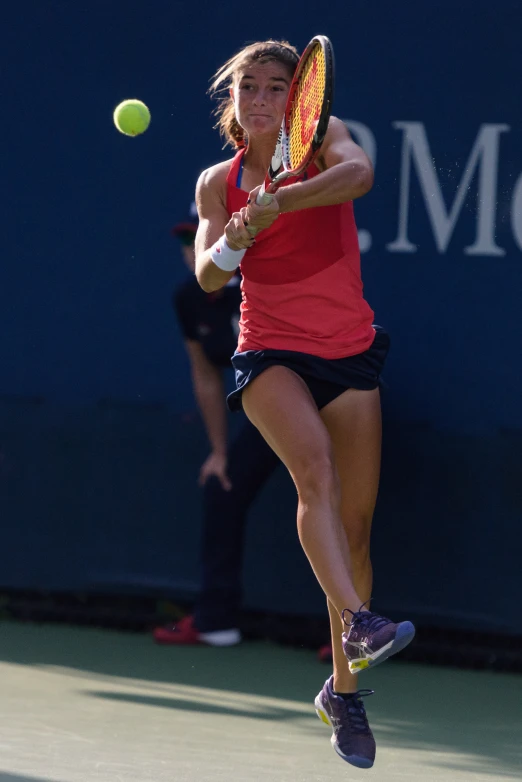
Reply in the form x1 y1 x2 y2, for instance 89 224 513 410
113 99 151 137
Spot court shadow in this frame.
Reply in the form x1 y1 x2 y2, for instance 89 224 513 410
84 689 315 722
0 774 65 782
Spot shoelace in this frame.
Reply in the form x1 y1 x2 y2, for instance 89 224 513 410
335 689 374 735
342 602 392 632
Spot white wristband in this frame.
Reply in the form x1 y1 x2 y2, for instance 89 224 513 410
209 234 246 272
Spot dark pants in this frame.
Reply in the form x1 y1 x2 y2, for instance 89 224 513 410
194 417 281 632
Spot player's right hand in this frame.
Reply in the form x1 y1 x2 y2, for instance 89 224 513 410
199 451 232 492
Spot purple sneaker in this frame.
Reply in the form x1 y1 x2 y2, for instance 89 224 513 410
314 676 376 769
342 606 415 673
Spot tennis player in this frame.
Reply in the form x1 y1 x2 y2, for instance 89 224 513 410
194 39 415 769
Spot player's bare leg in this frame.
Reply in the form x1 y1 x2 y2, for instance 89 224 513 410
242 366 365 617
243 368 414 671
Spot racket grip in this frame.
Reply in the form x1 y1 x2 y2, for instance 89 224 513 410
245 186 274 235
255 189 274 206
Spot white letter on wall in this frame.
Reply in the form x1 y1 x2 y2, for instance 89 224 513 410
387 122 509 256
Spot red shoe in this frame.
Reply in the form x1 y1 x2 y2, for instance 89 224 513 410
153 615 242 647
318 641 333 664
153 616 202 645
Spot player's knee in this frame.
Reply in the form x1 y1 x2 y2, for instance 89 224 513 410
295 449 340 505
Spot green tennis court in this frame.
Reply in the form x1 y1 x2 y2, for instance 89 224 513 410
0 621 520 781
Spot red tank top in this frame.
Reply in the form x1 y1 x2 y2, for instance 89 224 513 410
226 148 375 358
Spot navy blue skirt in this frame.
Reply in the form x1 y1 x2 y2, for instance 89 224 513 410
227 326 390 412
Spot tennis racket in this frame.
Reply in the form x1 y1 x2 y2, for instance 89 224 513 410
254 34 335 208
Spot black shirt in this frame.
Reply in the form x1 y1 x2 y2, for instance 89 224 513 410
173 275 241 368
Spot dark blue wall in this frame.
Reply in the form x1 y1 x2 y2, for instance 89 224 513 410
1 1 521 633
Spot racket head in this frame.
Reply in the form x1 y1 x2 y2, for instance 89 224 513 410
282 35 334 176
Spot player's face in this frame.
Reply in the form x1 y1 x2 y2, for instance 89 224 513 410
232 61 291 139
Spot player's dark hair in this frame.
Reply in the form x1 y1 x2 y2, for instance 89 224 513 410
209 40 299 149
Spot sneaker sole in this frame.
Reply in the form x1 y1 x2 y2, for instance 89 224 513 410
153 629 241 647
348 621 416 673
314 699 374 770
199 629 242 646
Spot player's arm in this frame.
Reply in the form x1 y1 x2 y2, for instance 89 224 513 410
195 164 253 293
184 338 228 462
247 118 373 222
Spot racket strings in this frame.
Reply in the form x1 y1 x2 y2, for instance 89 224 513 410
287 43 326 170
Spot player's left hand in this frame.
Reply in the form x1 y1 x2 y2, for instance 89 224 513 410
243 186 281 232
